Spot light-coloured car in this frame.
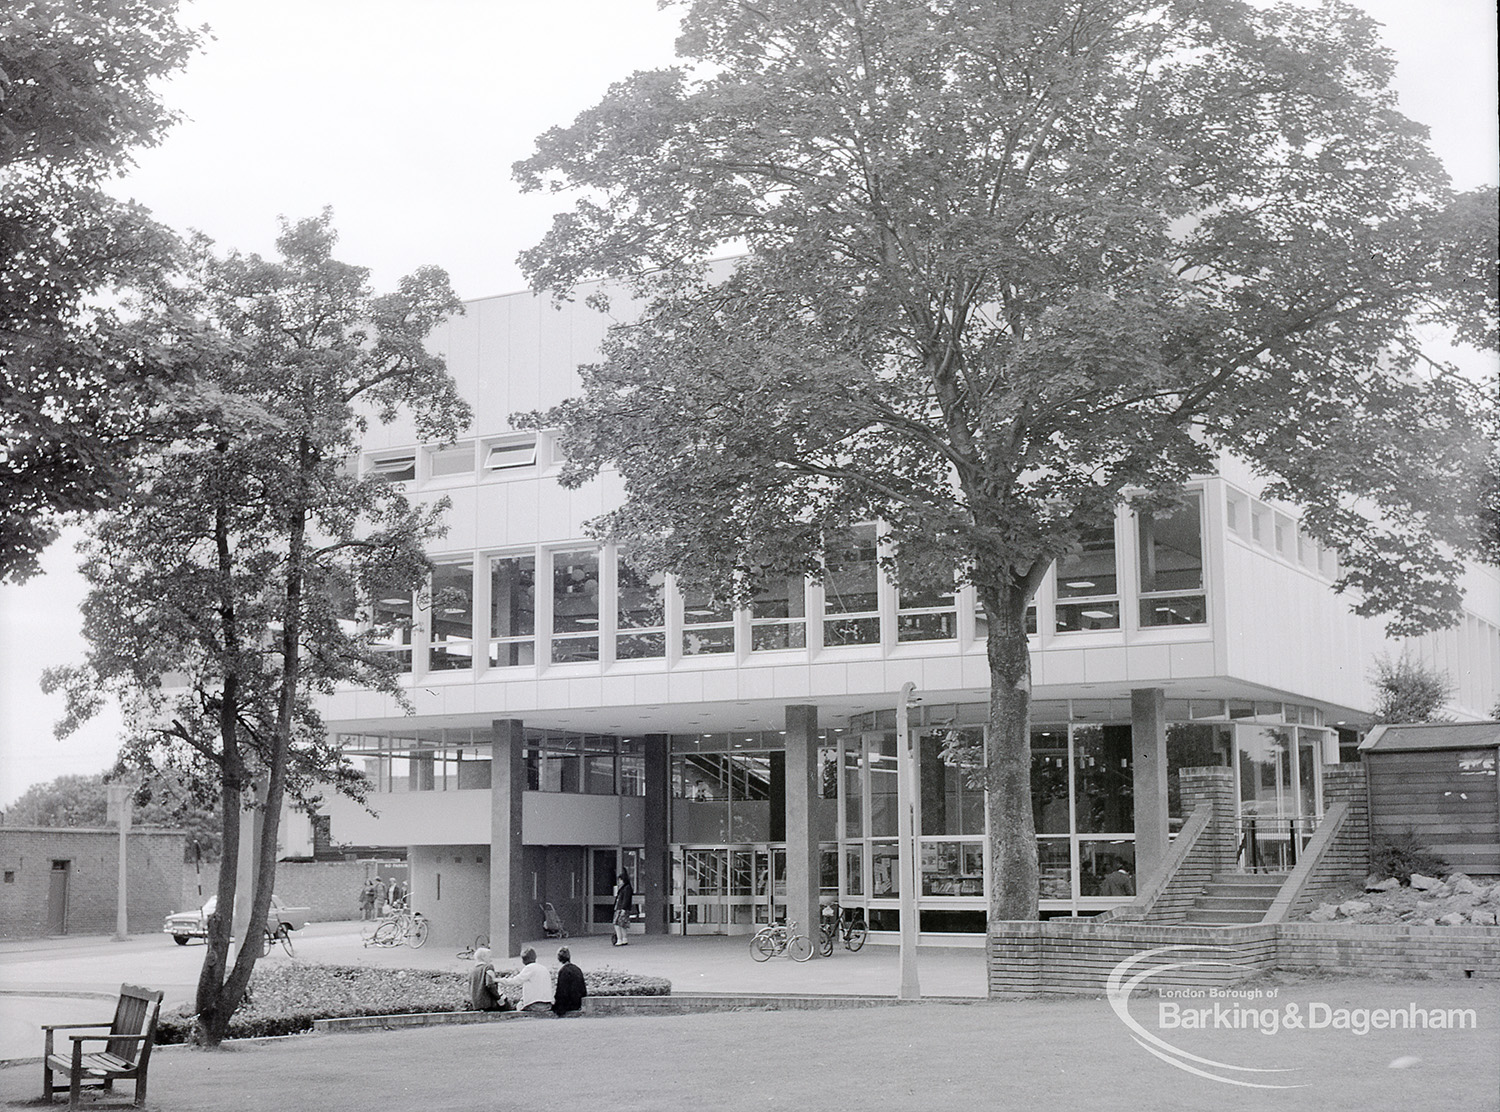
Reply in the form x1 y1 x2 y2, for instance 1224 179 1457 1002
163 895 309 945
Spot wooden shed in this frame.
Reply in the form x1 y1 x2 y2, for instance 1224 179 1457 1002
1359 722 1500 877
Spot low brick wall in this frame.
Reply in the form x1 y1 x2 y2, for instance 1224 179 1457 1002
0 828 185 940
989 919 1500 995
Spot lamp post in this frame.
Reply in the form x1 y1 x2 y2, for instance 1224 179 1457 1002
896 681 921 1000
105 783 133 941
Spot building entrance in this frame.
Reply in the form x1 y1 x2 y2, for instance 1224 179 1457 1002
669 845 786 934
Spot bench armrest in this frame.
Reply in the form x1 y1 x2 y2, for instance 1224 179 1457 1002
40 1022 111 1033
67 1032 151 1045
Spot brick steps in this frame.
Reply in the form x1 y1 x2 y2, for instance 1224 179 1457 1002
1183 872 1289 927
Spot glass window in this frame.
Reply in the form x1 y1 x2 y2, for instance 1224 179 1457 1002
617 554 666 660
1080 841 1136 898
751 574 807 651
682 586 734 656
429 560 474 671
371 583 414 669
368 453 415 482
1031 727 1070 835
1165 722 1231 821
1038 838 1072 901
489 554 536 667
484 435 537 471
428 443 473 477
823 525 880 646
618 738 646 797
842 747 864 839
921 841 984 896
529 733 581 792
552 550 600 663
1074 724 1133 834
870 842 900 897
897 579 956 642
1055 524 1119 631
919 730 983 836
1138 496 1206 627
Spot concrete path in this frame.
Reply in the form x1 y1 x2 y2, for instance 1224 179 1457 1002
0 923 985 1061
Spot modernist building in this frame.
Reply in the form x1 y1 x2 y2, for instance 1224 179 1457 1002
315 285 1500 955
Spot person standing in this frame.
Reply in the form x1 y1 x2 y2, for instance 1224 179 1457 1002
359 880 375 920
612 870 634 946
373 876 388 915
552 947 586 1017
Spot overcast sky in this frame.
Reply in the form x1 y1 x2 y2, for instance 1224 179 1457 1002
1 0 1496 808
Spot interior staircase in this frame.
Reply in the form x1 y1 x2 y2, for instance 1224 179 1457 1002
1183 872 1289 926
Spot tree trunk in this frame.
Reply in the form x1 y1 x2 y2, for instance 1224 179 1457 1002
983 578 1039 921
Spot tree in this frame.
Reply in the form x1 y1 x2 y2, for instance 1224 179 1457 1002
1370 652 1453 724
0 0 203 583
2 771 222 857
513 0 1498 920
46 213 468 1044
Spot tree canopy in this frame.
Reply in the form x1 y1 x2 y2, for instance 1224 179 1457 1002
0 0 202 583
515 0 1498 919
47 213 467 1043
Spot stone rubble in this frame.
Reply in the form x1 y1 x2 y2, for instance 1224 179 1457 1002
1300 873 1500 926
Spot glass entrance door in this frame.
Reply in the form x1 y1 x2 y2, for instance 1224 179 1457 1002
671 845 786 934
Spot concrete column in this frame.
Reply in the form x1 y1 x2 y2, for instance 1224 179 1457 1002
784 705 821 956
643 735 670 935
1131 687 1170 888
489 719 526 957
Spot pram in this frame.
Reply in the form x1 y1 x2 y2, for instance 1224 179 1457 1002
541 901 569 938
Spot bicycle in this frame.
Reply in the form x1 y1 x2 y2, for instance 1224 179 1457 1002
817 903 868 956
260 921 296 957
749 919 812 962
456 933 489 961
362 907 430 948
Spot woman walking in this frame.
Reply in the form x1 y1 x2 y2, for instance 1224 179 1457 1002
612 870 634 946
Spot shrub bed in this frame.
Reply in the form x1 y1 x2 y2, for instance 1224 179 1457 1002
157 962 671 1044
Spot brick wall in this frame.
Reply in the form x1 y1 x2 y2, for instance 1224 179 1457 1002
0 828 186 940
988 917 1500 995
179 859 381 920
1144 768 1235 923
1285 765 1370 919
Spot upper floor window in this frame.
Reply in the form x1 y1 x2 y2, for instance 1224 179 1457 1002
484 434 538 472
1138 497 1206 627
617 554 666 660
751 574 807 651
371 582 414 668
682 586 735 656
429 559 475 670
490 554 536 667
1055 524 1119 631
824 525 880 646
897 579 956 642
428 442 474 477
367 453 415 483
552 550 600 663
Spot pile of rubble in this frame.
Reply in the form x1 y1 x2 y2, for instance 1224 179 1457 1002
1304 873 1500 926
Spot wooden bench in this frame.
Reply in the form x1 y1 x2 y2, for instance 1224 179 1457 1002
42 983 164 1110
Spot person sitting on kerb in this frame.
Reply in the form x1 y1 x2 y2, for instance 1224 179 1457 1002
468 948 513 1012
496 947 555 1015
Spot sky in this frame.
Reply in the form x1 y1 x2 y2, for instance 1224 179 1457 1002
1 0 1496 809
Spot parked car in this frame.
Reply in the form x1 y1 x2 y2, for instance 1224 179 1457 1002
163 895 309 945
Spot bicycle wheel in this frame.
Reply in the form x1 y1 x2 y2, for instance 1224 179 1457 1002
371 919 400 947
408 915 430 948
275 923 295 956
788 934 813 962
818 930 834 957
259 928 273 957
845 919 868 952
750 933 776 961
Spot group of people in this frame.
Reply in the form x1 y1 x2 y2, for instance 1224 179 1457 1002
358 876 407 920
470 946 587 1017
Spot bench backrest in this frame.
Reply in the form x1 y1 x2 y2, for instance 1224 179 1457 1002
106 984 164 1063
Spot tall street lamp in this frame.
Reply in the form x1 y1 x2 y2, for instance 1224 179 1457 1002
896 681 921 1000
